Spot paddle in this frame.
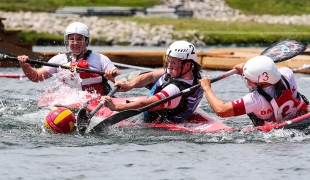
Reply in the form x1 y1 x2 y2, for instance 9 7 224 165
242 112 310 133
0 53 110 75
113 62 154 72
76 70 141 134
0 74 26 78
291 64 310 72
89 39 307 132
112 62 158 90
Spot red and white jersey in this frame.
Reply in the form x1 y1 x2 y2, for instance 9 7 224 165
44 51 116 75
232 67 303 123
43 51 116 94
152 76 194 110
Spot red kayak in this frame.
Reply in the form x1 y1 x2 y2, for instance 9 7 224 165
0 73 26 78
39 95 233 133
242 112 310 133
39 94 310 133
86 96 234 133
117 107 234 133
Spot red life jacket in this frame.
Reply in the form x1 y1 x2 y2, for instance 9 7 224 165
65 50 111 96
248 75 308 125
270 89 308 122
70 60 104 95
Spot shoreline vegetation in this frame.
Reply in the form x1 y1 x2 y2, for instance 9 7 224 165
1 0 310 46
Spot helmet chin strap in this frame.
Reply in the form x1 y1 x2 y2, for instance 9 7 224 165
243 75 260 92
177 61 192 79
256 75 262 88
251 76 265 92
66 36 88 59
71 46 88 61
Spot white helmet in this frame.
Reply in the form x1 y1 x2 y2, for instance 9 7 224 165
243 55 281 84
166 41 197 62
64 22 90 46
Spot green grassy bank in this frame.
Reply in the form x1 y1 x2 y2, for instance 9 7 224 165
226 0 310 16
1 0 310 46
0 0 161 12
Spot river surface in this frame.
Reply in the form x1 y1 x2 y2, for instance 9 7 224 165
1 67 310 180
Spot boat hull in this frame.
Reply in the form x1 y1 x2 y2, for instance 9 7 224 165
116 107 233 133
242 112 310 133
47 95 233 133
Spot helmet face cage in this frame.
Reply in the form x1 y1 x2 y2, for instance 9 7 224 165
164 41 197 76
242 73 257 92
64 34 88 55
164 55 181 75
64 22 90 54
164 55 195 78
65 34 88 48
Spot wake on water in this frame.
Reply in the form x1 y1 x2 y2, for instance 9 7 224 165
2 93 310 145
1 68 310 145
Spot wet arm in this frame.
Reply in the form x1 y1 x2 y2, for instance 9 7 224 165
200 78 234 117
203 87 234 117
21 64 51 82
125 69 165 89
103 95 159 111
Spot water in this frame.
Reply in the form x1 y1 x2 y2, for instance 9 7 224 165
1 68 310 179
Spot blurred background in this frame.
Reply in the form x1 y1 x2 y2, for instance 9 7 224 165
2 0 310 46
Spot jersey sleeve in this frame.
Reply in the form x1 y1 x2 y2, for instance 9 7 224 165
43 54 67 75
232 92 264 116
100 54 116 71
231 98 246 116
153 84 181 109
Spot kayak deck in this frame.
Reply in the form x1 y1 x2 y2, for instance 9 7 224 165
39 94 310 133
117 108 233 133
242 112 310 133
76 96 234 133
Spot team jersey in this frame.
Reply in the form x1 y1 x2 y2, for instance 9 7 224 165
145 74 203 123
44 51 116 75
231 67 307 124
149 75 193 109
43 51 116 95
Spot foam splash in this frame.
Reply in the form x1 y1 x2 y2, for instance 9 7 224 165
54 68 82 89
37 70 99 108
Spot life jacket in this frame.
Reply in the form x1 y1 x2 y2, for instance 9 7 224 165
144 74 203 123
66 50 111 96
248 75 309 126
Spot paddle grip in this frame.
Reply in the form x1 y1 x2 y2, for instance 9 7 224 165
89 101 104 117
107 86 120 97
210 69 238 83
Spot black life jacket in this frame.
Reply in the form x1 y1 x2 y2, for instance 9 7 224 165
144 74 201 123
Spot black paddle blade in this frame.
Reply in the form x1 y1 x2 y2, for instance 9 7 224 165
261 39 306 63
76 108 91 135
92 109 142 132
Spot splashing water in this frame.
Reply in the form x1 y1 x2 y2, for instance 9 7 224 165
54 68 82 89
37 69 99 107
